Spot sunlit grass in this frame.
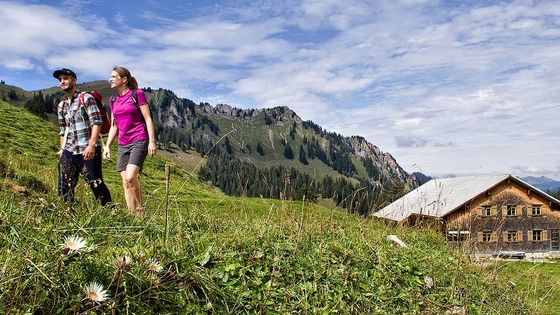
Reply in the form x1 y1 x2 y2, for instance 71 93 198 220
487 260 560 315
0 100 536 313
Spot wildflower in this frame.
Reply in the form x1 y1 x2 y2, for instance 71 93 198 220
115 255 132 270
60 236 87 255
424 276 434 289
83 282 108 303
147 258 163 273
251 250 264 260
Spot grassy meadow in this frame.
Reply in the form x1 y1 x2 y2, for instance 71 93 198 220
489 261 560 315
0 100 538 313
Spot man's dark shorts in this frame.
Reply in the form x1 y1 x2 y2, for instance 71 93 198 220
117 140 148 172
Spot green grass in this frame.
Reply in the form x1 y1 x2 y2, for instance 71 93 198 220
489 260 560 315
0 100 535 314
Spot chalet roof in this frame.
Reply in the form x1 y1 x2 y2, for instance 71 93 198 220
374 174 560 222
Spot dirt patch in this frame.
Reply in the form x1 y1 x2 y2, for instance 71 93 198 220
17 175 49 194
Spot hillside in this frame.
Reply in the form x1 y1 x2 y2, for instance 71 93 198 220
0 81 33 106
16 81 419 215
521 176 560 192
0 100 532 313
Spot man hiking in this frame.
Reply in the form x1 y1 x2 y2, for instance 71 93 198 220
55 68 112 207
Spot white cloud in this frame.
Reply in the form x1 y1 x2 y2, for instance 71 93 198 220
395 135 428 148
295 0 374 30
0 2 98 68
2 57 34 70
46 48 130 75
512 164 560 179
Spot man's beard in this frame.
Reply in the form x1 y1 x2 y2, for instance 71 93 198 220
61 83 75 92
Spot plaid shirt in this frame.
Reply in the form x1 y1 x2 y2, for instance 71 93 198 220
57 91 102 155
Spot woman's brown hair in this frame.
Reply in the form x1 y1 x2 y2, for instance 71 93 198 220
113 66 138 89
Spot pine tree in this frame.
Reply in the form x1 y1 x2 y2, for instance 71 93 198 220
224 136 232 154
24 98 47 119
298 144 308 165
284 143 294 159
549 187 560 200
24 92 47 119
8 89 18 100
257 142 264 156
289 123 296 140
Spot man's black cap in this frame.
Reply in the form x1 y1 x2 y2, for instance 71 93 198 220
53 68 77 80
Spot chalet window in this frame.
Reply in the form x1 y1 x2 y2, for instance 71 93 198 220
447 231 457 242
481 205 492 216
531 205 542 216
507 231 517 242
482 231 492 242
506 205 517 216
447 231 469 242
503 230 522 242
532 230 542 241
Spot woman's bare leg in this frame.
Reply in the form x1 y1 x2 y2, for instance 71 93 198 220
121 164 142 213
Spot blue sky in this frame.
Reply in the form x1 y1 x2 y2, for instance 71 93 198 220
2 0 560 180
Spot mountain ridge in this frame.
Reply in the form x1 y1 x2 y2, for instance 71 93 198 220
521 176 560 192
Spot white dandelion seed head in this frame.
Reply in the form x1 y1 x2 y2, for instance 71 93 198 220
147 258 163 273
424 276 434 289
60 236 87 254
83 282 108 303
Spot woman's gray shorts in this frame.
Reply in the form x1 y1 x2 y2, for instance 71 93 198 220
117 140 148 172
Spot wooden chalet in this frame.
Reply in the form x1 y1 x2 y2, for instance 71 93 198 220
374 174 560 253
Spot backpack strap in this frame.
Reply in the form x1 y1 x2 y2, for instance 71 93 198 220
131 89 139 109
109 95 116 127
109 95 116 110
110 90 139 110
78 91 107 142
78 91 86 108
133 89 155 141
78 91 95 111
77 91 90 120
110 89 146 127
131 89 146 125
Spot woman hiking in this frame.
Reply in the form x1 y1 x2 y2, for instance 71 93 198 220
103 66 157 214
